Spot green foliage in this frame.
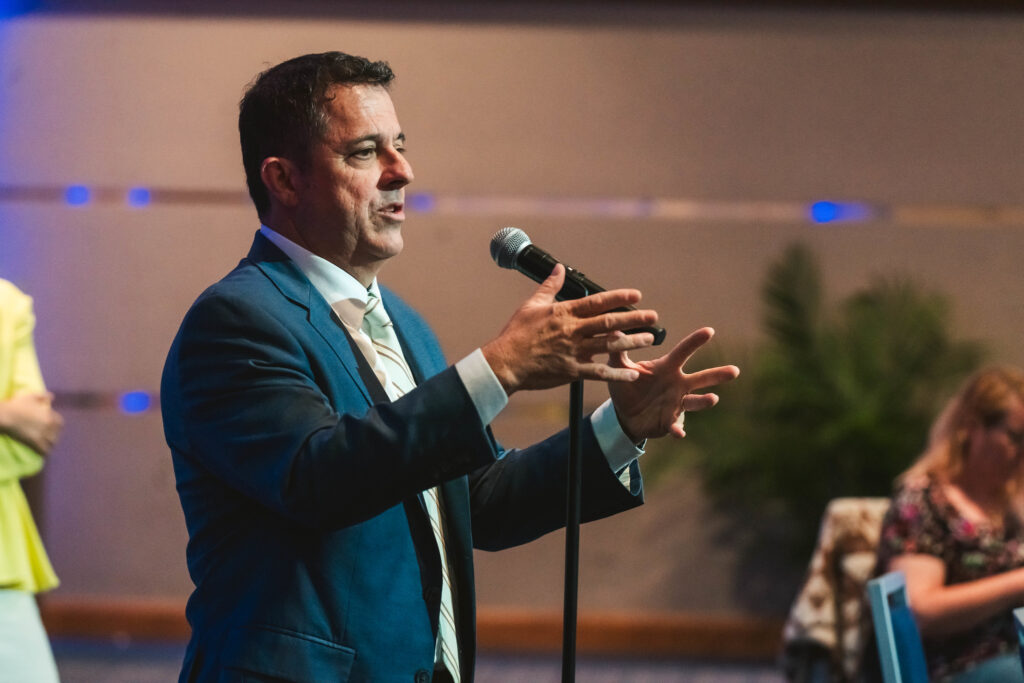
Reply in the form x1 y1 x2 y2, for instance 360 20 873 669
678 243 985 561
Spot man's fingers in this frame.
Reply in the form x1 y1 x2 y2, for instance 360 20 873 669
681 392 720 412
664 327 715 368
577 363 641 383
685 365 741 391
564 288 644 318
604 331 655 353
575 309 658 338
669 411 686 439
606 352 647 374
608 349 655 378
577 334 654 367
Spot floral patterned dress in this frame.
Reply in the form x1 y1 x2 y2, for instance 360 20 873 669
875 477 1024 680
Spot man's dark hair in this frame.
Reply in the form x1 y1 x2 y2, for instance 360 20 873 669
239 51 395 218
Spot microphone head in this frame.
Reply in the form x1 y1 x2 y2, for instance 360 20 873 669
490 227 531 269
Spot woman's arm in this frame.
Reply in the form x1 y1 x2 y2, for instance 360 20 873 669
891 553 1024 638
0 392 62 455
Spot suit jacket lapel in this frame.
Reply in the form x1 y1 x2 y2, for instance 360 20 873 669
247 232 375 407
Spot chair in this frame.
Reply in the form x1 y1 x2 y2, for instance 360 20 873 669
782 497 890 682
866 571 929 683
1014 606 1024 671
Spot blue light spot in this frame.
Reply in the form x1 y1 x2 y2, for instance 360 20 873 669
127 187 151 207
0 0 36 19
810 201 840 223
65 185 91 206
809 200 872 224
406 192 436 213
119 391 151 415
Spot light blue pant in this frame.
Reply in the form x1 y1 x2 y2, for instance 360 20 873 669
949 653 1024 683
0 589 60 683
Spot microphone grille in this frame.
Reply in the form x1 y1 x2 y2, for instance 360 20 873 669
490 227 531 269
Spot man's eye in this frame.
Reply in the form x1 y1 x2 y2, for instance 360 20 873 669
351 148 375 159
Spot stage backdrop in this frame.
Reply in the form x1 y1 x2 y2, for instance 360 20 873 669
1 4 1023 622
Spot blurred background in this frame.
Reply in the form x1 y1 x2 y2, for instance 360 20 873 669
1 0 1023 679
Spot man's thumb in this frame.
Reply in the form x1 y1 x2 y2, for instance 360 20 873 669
532 262 565 302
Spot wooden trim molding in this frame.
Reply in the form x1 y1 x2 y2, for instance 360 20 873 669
39 597 192 641
39 598 783 660
476 608 783 659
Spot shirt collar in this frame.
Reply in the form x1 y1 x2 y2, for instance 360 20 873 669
259 224 381 329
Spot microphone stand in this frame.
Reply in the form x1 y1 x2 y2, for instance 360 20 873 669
561 379 584 683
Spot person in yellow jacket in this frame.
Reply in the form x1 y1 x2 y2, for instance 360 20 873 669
0 278 62 682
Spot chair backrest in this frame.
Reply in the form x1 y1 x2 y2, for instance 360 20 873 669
1014 606 1024 672
867 571 929 683
782 497 890 682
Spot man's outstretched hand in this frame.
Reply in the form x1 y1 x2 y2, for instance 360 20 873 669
608 327 739 443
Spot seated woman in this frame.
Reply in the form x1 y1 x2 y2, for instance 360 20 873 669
876 366 1024 682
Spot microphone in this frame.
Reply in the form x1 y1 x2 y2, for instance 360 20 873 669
490 227 666 345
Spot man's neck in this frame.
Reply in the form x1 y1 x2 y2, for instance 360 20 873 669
342 259 384 290
262 218 382 288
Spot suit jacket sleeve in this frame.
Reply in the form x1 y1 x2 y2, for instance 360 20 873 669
469 423 643 551
162 280 499 532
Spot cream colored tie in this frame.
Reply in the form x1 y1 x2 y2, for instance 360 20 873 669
362 292 461 682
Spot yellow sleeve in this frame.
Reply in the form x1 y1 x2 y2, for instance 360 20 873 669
0 281 47 483
0 280 58 591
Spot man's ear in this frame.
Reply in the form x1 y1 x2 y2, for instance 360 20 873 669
261 157 302 209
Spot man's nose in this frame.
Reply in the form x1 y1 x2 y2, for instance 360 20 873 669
380 150 414 190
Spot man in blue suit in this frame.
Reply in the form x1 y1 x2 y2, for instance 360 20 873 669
161 52 739 683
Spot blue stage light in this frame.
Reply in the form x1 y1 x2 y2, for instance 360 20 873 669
0 0 36 19
809 200 872 224
119 391 151 414
65 185 91 206
127 187 151 207
810 201 840 223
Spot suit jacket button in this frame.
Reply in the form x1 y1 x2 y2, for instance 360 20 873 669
414 669 431 683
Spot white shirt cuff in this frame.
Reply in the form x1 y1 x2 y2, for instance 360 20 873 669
455 348 508 426
591 399 644 475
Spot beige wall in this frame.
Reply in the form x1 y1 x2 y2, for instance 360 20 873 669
1 7 1023 613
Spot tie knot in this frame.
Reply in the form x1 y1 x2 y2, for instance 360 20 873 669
363 293 391 333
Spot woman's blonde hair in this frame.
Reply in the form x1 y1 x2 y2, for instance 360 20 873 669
902 366 1024 504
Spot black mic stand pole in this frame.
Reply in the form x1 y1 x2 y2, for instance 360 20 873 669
562 379 584 683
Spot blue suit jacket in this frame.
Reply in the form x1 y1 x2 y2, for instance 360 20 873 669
161 233 643 682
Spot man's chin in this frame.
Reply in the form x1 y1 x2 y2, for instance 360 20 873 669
372 235 404 262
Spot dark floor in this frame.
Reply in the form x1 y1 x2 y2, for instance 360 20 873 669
52 638 785 682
